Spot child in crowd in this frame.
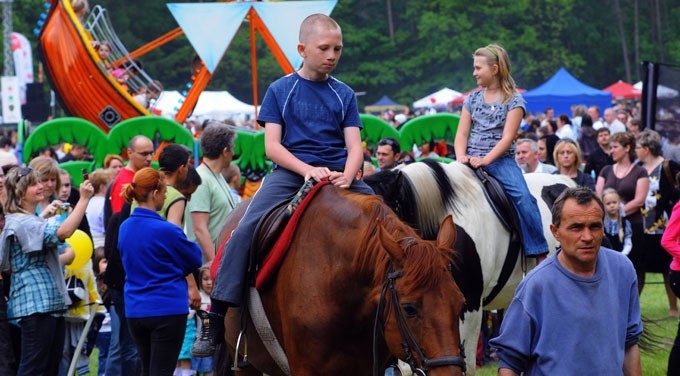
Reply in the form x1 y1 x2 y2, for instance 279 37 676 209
192 13 373 356
603 188 632 255
175 311 197 376
93 248 110 376
454 44 549 261
86 169 111 249
191 264 214 376
60 258 100 376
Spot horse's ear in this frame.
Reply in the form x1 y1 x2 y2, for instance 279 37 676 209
436 215 457 248
378 225 404 266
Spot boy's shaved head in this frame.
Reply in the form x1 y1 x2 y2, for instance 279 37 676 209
299 14 341 43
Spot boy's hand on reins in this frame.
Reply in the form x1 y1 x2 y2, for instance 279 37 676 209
304 166 332 183
329 171 351 189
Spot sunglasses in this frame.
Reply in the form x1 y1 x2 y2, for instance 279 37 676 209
18 167 32 180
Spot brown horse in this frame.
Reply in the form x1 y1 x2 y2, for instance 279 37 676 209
216 185 466 376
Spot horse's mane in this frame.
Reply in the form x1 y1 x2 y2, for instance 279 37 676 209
401 160 487 240
349 193 451 292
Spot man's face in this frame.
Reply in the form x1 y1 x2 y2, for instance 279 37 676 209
604 109 616 125
128 139 154 171
597 131 610 148
376 145 398 170
72 146 86 160
588 107 599 121
551 198 604 275
515 142 537 172
546 109 554 119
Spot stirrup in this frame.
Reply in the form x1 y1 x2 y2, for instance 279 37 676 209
232 328 249 371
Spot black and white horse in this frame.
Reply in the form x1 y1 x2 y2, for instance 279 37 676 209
365 159 575 374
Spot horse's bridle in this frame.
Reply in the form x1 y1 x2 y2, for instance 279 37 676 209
373 266 467 375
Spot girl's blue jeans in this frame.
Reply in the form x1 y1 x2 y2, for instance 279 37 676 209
484 156 549 256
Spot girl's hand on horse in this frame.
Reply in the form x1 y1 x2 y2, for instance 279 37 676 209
304 166 332 183
457 155 470 165
329 171 351 189
469 156 489 169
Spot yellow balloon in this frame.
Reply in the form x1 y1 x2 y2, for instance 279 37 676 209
65 229 93 271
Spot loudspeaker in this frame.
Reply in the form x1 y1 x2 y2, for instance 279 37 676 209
25 83 45 103
21 102 50 122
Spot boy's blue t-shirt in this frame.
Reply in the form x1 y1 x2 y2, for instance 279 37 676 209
257 72 362 171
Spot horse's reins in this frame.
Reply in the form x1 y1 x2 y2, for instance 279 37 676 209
373 265 467 375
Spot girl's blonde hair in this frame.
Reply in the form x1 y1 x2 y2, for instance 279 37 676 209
474 44 517 104
4 167 40 214
553 140 583 172
602 188 624 242
29 156 61 198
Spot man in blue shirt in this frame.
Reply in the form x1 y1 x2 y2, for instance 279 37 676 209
490 187 642 375
191 13 373 357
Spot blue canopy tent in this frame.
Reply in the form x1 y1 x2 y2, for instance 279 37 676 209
524 68 612 116
364 95 407 113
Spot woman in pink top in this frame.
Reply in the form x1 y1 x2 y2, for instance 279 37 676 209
661 200 680 372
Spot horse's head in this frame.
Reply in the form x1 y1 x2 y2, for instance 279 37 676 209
365 168 404 210
365 168 420 231
377 215 466 376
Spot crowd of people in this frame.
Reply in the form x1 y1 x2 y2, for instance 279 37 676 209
0 121 240 375
2 5 679 375
368 46 680 375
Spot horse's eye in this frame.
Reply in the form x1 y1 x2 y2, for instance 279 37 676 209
402 303 419 318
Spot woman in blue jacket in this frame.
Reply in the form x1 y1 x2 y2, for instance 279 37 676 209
118 167 202 376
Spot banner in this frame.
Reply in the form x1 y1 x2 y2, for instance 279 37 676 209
11 32 34 104
2 76 22 123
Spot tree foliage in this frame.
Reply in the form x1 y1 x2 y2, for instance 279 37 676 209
3 0 680 110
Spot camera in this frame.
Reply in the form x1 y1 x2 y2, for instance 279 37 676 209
57 202 70 215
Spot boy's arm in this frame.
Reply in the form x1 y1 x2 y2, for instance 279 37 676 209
264 122 332 182
470 107 523 168
330 126 363 189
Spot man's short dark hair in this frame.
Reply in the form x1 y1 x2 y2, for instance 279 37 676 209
177 165 202 191
551 187 604 227
595 127 611 136
159 144 191 173
377 137 400 154
0 137 12 148
201 122 236 159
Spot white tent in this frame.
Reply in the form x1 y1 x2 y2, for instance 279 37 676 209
633 81 679 99
412 87 462 108
152 90 258 120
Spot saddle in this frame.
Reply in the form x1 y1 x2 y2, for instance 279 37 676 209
248 180 325 289
473 168 521 238
473 167 523 307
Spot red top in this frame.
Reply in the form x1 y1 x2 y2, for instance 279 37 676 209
110 168 135 214
661 201 680 271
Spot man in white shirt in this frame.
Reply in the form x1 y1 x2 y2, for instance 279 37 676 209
516 139 557 174
603 108 627 135
589 105 605 130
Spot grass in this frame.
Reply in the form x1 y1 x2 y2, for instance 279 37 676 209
476 272 678 375
84 275 677 376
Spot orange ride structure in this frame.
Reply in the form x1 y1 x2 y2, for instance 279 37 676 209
38 0 337 133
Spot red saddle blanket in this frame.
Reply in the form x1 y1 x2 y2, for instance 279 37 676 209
210 181 329 290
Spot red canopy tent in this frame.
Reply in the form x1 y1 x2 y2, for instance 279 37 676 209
603 80 641 100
